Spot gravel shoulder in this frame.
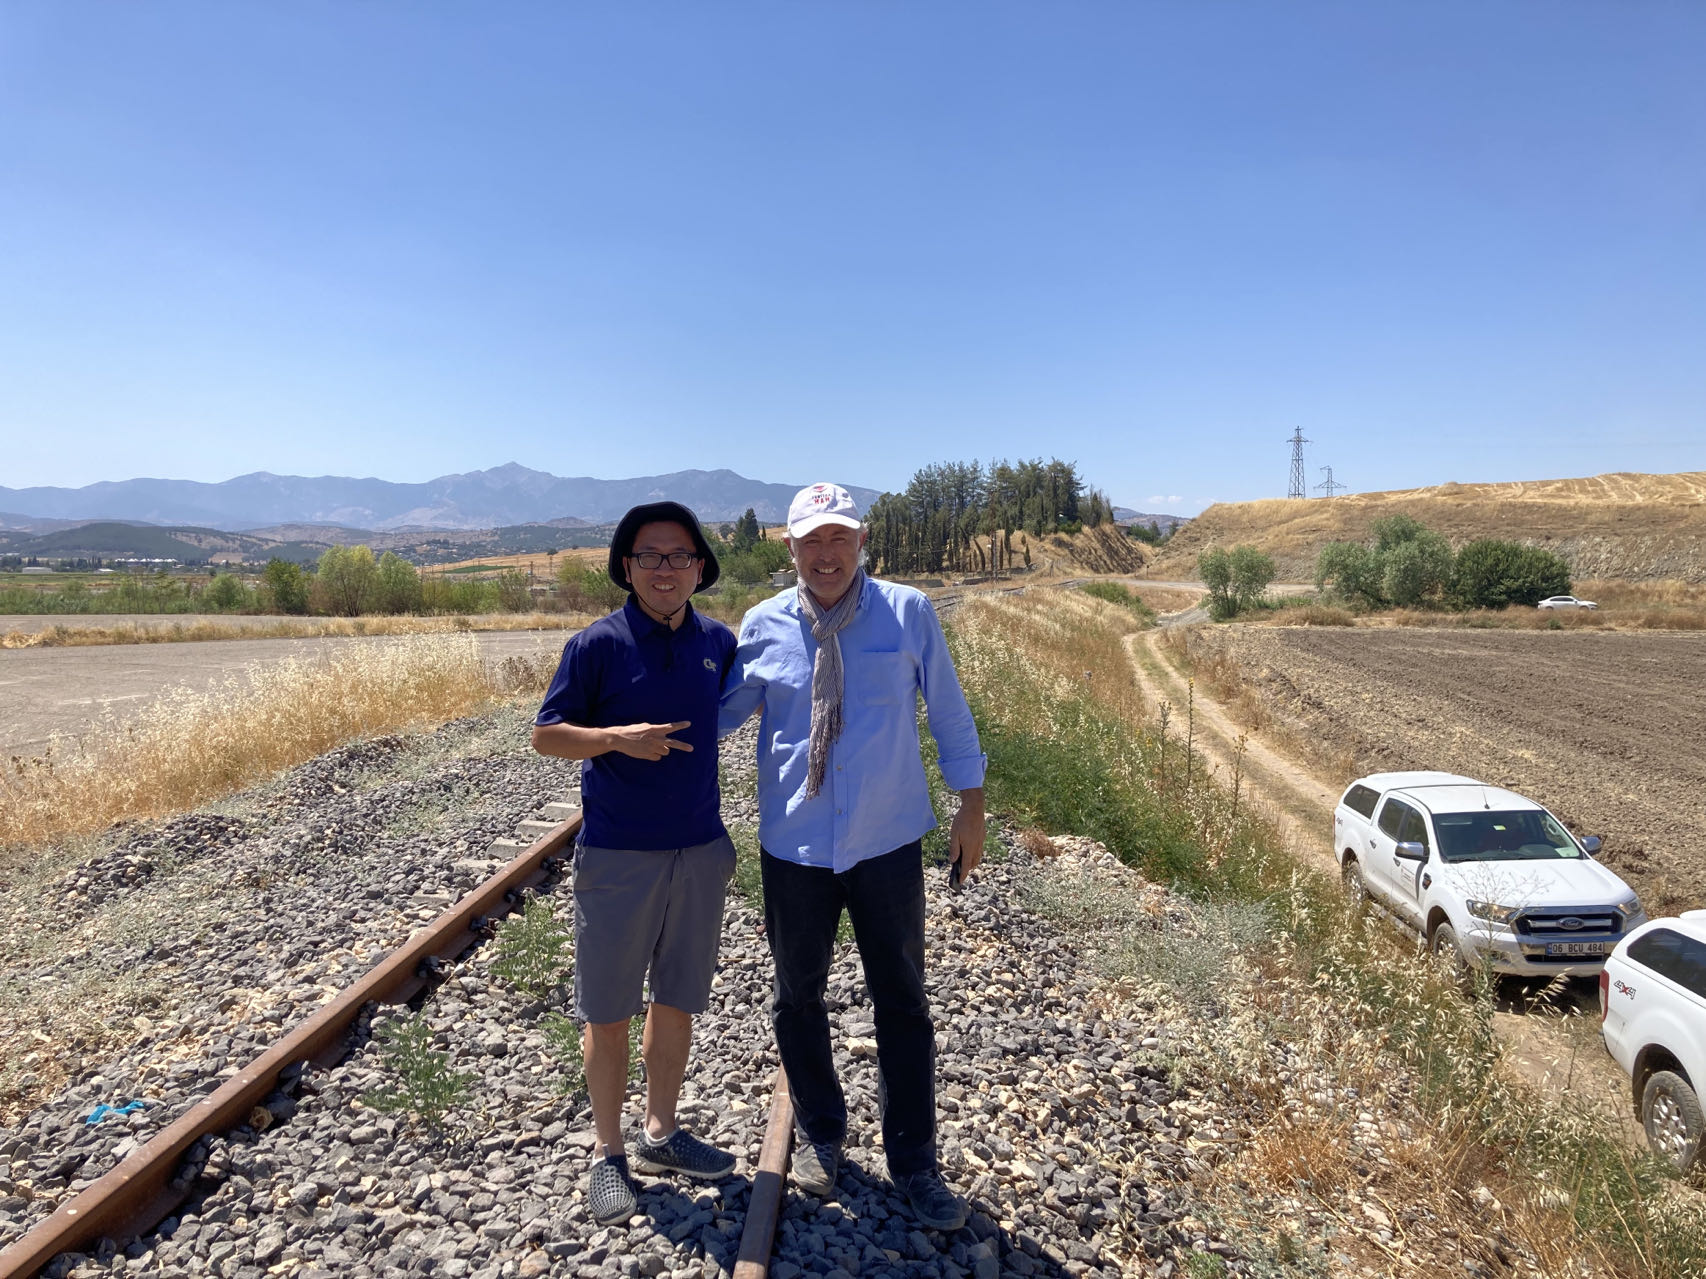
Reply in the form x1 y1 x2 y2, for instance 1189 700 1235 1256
0 699 1565 1277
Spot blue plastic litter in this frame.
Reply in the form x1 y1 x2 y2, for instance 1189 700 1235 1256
85 1100 146 1125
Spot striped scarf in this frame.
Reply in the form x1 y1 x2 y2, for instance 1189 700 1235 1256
798 569 866 800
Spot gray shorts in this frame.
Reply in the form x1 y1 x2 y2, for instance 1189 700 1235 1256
572 833 737 1024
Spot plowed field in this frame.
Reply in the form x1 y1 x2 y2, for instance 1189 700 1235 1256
1191 627 1706 915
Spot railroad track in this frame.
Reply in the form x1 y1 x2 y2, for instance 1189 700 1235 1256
0 801 801 1279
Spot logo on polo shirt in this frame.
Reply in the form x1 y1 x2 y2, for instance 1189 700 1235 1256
703 657 717 671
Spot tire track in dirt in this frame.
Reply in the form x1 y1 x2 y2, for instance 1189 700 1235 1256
1124 628 1341 879
1127 621 1643 1144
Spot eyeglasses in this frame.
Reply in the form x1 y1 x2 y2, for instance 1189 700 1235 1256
629 551 700 570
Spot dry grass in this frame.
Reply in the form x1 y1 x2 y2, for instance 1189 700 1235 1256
1127 585 1203 615
0 611 596 649
0 635 510 856
1157 625 1357 781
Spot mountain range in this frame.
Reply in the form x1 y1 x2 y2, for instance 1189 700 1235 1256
0 464 887 532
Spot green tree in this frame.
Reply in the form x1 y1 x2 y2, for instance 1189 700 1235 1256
732 508 760 552
557 560 626 613
1228 546 1276 612
1451 540 1571 609
1380 531 1454 607
373 552 423 614
202 571 246 611
1314 541 1381 607
495 569 533 613
315 544 378 616
262 558 310 614
1198 547 1234 618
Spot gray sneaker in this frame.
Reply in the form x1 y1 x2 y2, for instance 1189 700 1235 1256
792 1136 842 1197
632 1127 737 1181
587 1154 637 1225
897 1168 967 1232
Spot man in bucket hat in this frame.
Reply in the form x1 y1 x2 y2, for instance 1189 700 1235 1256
532 500 739 1223
719 482 986 1232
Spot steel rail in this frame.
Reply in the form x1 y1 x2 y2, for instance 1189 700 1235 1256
733 1067 793 1279
0 814 582 1279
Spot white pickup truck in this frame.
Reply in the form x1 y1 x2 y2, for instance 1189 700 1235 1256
1334 771 1645 981
1601 913 1706 1171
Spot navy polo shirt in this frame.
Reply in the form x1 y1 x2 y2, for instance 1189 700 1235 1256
536 598 736 851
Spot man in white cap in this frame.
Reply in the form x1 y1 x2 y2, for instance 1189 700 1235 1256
719 482 987 1232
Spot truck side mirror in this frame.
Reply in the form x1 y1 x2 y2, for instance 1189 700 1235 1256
1395 841 1427 862
1581 835 1602 855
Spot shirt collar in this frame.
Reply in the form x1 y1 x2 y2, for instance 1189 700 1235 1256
623 595 696 638
785 574 872 618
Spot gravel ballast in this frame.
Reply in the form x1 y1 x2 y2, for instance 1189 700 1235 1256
3 702 1537 1278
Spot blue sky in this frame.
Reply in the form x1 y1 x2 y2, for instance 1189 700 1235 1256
3 3 1702 516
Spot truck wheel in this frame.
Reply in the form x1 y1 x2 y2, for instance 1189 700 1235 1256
1341 857 1368 908
1430 922 1475 994
1642 1071 1705 1173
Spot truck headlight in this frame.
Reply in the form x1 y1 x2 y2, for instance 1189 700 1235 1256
1465 900 1519 925
1614 897 1645 926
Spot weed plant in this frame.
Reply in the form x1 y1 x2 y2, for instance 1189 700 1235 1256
361 1013 476 1136
949 590 1706 1277
489 895 574 997
540 1010 585 1096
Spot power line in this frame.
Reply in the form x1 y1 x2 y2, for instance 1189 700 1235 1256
1286 427 1310 498
1315 466 1346 498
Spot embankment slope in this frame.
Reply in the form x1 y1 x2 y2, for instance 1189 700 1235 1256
1143 470 1706 582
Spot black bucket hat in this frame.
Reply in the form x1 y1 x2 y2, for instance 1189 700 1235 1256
607 500 721 594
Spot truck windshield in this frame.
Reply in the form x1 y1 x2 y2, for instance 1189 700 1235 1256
1433 810 1582 863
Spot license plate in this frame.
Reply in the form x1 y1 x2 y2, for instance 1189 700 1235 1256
1545 941 1610 958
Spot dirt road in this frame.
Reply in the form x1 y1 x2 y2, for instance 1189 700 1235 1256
0 630 574 757
1128 616 1646 1141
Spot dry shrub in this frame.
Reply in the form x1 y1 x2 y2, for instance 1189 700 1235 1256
1017 827 1061 860
1242 1115 1357 1196
0 635 503 853
1281 603 1354 627
1128 586 1203 615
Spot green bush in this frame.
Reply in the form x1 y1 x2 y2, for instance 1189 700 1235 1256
1199 545 1275 620
1316 518 1453 609
373 552 423 614
201 572 247 611
557 562 626 614
263 558 311 614
1451 539 1571 609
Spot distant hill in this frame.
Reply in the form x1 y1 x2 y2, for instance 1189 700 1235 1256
1111 507 1191 533
0 522 336 565
1141 471 1706 583
0 464 884 532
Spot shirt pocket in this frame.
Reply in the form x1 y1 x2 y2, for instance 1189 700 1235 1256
851 650 914 706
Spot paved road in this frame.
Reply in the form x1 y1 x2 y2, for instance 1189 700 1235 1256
0 630 574 757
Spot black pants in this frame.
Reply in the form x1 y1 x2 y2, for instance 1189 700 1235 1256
760 841 936 1177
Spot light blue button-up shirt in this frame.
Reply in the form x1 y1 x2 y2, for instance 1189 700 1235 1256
718 576 987 873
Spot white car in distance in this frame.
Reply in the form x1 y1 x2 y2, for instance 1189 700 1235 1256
1536 595 1598 610
1334 771 1645 982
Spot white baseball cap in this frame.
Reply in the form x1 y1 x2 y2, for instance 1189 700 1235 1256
787 483 863 537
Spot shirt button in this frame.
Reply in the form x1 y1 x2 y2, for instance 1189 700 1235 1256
837 809 843 815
